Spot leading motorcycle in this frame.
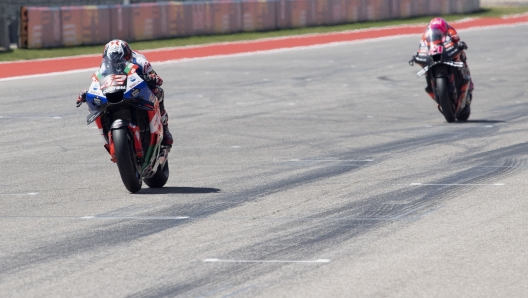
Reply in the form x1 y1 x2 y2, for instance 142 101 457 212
79 56 170 193
409 30 471 123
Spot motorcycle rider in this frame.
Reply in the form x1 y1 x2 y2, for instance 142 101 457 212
413 18 474 104
76 39 173 147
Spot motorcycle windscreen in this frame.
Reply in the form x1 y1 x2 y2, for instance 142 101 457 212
99 57 128 103
426 29 445 61
426 29 445 44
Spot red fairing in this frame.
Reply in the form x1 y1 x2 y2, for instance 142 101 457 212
108 131 116 163
129 123 143 158
147 100 163 148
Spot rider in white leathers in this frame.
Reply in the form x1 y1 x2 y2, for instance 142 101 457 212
76 39 173 147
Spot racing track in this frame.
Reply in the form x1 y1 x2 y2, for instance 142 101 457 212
1 23 528 297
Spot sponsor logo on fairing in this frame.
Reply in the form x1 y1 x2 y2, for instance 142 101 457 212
131 88 140 97
88 113 99 123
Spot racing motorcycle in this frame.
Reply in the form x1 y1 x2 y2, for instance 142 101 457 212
80 56 170 193
409 30 471 123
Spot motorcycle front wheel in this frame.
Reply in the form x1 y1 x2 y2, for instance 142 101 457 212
113 128 142 193
456 104 471 121
436 77 456 123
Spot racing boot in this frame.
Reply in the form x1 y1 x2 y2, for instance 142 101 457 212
466 81 474 105
155 87 173 147
160 111 173 147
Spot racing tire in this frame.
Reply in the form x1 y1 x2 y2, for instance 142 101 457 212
113 128 142 193
436 77 456 123
456 105 471 122
143 162 169 188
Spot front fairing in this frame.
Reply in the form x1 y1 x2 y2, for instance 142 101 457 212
85 61 155 124
84 59 164 176
415 29 461 66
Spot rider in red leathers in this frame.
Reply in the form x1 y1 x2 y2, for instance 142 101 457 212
76 39 173 147
415 18 474 104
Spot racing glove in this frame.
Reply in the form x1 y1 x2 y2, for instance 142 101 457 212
409 53 418 66
146 73 163 86
458 41 468 50
76 89 87 107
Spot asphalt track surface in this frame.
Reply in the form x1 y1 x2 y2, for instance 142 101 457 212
1 24 528 297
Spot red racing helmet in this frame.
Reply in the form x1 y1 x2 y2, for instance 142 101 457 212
429 18 448 34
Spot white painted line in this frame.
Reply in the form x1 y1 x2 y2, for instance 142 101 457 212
81 216 190 220
203 259 330 263
485 125 493 128
0 192 38 196
290 159 373 162
0 116 63 119
410 183 505 186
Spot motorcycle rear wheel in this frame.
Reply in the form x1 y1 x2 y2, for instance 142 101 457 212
113 128 142 193
144 162 169 188
436 77 456 123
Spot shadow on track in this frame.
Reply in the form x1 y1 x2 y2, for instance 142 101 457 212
138 186 221 195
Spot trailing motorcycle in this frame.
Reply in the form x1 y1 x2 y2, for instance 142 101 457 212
409 30 471 123
79 56 170 193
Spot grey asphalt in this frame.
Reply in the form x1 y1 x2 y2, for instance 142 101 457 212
1 24 527 297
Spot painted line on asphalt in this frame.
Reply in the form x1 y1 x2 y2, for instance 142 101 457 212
289 159 373 162
203 258 331 263
80 216 190 220
410 183 505 186
0 116 62 119
0 192 38 196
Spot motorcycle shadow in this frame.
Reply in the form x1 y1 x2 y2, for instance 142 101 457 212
138 187 221 195
455 119 505 124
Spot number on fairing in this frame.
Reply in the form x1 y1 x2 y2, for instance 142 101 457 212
429 44 443 55
101 75 127 89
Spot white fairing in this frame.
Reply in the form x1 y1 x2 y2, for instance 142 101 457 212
126 73 143 92
87 81 102 97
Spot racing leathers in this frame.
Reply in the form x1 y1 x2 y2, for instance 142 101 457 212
77 51 173 147
415 25 474 104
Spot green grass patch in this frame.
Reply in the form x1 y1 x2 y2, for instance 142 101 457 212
1 6 527 62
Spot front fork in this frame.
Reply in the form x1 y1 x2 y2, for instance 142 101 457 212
95 109 144 163
429 65 458 109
